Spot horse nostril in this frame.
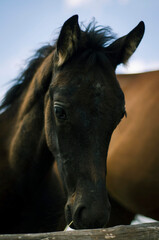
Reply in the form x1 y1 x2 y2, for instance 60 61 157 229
72 205 86 228
65 203 73 226
74 205 85 220
78 207 90 227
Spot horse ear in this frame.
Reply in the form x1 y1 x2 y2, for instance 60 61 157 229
106 21 145 68
55 15 81 67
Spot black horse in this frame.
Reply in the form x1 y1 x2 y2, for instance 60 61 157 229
0 15 144 233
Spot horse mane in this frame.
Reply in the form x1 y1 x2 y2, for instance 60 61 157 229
0 45 54 110
0 20 115 111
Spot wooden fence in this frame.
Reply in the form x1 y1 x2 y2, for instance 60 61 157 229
0 222 159 240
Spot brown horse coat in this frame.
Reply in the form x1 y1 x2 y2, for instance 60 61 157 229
107 70 159 220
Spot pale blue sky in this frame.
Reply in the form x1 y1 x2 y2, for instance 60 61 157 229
0 0 159 100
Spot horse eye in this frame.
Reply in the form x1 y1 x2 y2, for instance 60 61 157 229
54 106 67 120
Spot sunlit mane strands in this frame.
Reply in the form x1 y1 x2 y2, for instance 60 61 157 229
0 45 54 110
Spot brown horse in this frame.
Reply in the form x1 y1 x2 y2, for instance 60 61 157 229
107 70 159 221
0 15 145 233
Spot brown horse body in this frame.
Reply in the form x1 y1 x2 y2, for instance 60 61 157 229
108 70 159 220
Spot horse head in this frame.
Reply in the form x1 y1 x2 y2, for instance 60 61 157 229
45 15 145 229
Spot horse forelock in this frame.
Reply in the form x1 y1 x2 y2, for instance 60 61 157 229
81 20 116 49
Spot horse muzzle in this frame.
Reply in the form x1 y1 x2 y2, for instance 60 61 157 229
65 185 111 229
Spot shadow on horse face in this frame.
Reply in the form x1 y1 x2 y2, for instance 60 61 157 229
44 15 144 229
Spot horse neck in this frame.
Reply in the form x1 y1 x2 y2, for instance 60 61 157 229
7 52 55 184
17 52 54 119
